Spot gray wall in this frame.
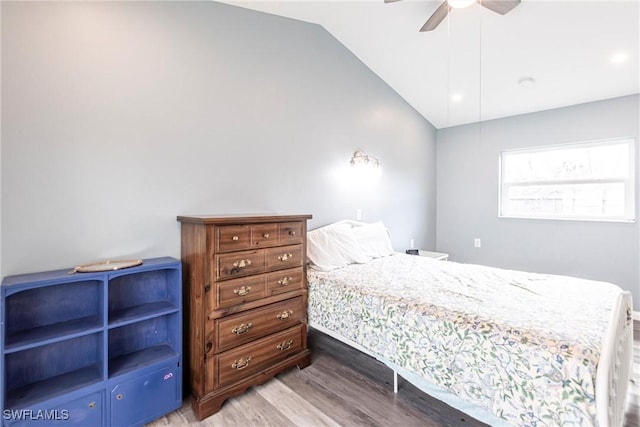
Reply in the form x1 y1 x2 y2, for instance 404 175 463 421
1 1 437 276
437 95 640 311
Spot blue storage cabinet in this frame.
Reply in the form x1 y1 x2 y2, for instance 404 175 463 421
0 257 182 427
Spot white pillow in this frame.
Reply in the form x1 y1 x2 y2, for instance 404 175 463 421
307 223 370 271
351 221 394 258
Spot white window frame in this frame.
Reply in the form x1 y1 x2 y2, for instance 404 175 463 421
499 137 636 222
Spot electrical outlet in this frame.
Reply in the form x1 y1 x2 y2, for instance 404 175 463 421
474 238 481 248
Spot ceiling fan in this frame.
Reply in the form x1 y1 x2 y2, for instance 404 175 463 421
385 0 521 32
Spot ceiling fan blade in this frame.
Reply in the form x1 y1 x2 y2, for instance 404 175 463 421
420 1 452 32
480 0 520 15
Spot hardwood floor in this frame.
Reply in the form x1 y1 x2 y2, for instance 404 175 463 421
148 322 640 427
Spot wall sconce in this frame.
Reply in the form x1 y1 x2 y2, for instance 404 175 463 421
350 150 380 169
349 150 381 180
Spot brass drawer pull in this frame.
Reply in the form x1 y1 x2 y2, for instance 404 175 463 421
263 233 270 238
277 339 293 351
232 356 251 370
233 286 252 296
232 259 252 269
232 322 253 335
278 276 293 286
277 253 293 262
232 235 239 241
289 230 296 236
276 309 293 320
88 401 96 409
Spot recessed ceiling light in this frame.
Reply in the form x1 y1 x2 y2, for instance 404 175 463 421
451 93 462 102
518 77 535 87
610 51 629 64
448 0 476 8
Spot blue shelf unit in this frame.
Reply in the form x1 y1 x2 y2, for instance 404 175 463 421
0 257 182 427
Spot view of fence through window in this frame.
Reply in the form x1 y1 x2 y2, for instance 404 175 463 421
500 138 635 221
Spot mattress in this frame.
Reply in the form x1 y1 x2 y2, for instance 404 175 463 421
307 253 627 426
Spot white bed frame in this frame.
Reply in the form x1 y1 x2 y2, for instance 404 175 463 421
309 223 634 426
595 291 634 427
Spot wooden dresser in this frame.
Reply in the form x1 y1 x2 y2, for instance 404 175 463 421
177 214 312 419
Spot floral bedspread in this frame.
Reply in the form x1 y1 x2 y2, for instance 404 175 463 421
307 254 625 427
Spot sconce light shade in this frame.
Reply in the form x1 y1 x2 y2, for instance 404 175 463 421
349 150 381 180
350 150 380 169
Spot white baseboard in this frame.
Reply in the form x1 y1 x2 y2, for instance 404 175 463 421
634 311 640 321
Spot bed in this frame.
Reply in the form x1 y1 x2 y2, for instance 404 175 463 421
305 221 634 427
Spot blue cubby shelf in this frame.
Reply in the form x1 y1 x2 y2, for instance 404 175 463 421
109 345 180 379
5 364 103 411
5 319 104 354
0 257 182 427
109 301 179 328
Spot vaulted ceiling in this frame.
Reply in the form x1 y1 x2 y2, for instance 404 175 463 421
220 0 639 128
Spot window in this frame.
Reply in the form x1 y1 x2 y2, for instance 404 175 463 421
499 138 635 222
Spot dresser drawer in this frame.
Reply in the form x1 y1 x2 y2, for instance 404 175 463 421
216 225 251 252
251 224 278 248
213 297 304 353
265 245 303 272
213 325 305 389
213 275 267 310
278 222 303 245
216 249 265 280
216 223 297 252
266 268 304 296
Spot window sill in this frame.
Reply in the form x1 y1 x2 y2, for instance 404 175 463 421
498 214 636 224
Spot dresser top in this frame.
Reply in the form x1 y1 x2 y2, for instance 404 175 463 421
177 214 312 225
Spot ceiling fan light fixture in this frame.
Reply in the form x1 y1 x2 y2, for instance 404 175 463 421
448 0 476 9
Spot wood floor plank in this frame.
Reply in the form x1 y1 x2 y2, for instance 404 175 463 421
278 355 411 427
223 387 294 427
303 353 437 426
145 405 193 426
254 376 340 427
